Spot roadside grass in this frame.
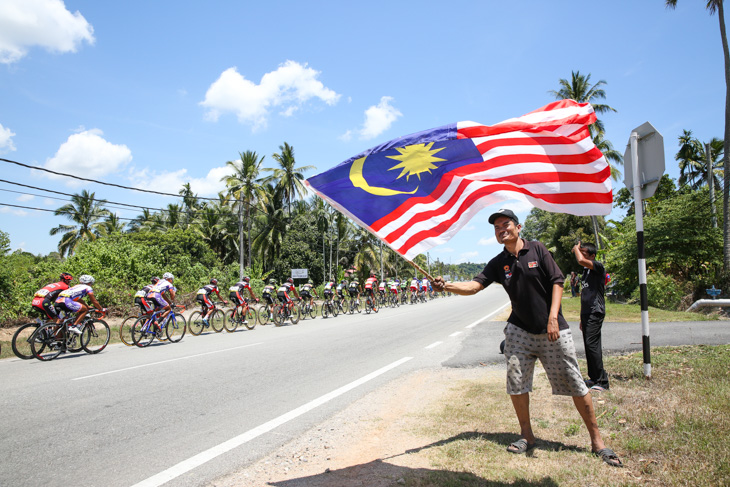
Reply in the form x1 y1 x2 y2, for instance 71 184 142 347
403 345 730 486
559 294 720 322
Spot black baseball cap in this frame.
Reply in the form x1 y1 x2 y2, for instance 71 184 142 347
488 208 519 225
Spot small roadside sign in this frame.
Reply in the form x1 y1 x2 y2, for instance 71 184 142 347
291 269 308 279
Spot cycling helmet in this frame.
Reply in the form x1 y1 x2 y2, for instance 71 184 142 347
370 272 375 277
151 276 160 284
243 276 250 282
210 278 218 285
287 277 294 284
308 280 313 284
163 272 174 280
60 272 73 283
79 274 95 285
269 278 276 285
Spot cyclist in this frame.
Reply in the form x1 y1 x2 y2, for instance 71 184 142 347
348 277 361 306
336 279 348 312
134 277 159 316
323 278 336 301
54 274 105 334
277 277 300 309
261 279 278 320
299 280 319 311
409 276 419 301
196 279 227 327
229 276 258 325
421 277 429 299
364 272 378 310
31 273 73 324
389 277 399 300
147 272 177 326
378 277 387 302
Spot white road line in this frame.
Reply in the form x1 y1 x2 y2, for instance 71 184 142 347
72 343 263 381
465 302 511 329
130 356 414 487
425 341 443 349
449 331 463 337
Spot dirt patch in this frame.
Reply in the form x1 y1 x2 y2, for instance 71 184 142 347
210 367 500 487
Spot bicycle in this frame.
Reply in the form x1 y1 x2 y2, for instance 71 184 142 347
364 293 379 314
321 294 339 318
131 305 186 347
119 308 154 346
225 299 257 331
272 299 300 325
189 301 226 336
257 301 276 326
11 310 72 359
300 297 318 320
335 295 348 315
31 309 110 361
348 296 361 314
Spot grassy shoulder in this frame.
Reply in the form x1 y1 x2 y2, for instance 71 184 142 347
403 345 730 486
559 293 721 322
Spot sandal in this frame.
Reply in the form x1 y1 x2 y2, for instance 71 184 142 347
507 438 536 454
593 447 623 467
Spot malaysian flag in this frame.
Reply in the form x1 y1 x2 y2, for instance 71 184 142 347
305 99 612 260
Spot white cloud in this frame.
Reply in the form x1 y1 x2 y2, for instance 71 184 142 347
478 236 497 246
16 193 34 202
339 130 353 142
0 0 94 64
0 206 28 217
358 96 402 140
462 224 476 231
0 123 16 152
200 61 340 130
42 129 132 186
129 165 231 197
43 198 55 206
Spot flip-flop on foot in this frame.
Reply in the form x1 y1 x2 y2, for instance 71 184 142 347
593 447 623 467
507 438 536 454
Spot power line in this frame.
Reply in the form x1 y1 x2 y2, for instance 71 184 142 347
0 201 137 221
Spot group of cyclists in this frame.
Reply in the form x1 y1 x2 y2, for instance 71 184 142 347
24 271 440 357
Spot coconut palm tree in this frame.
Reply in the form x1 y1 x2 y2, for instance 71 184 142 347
97 213 126 236
252 183 288 269
550 71 621 249
222 150 266 272
128 208 155 232
49 190 110 257
667 0 730 268
265 142 315 216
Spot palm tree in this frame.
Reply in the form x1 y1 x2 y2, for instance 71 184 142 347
128 208 154 232
676 129 706 188
667 0 730 268
49 190 110 257
222 150 266 273
252 183 288 269
265 142 316 216
550 70 621 249
179 183 199 227
97 213 126 236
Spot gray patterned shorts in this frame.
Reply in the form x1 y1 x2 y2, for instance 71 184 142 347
503 322 589 397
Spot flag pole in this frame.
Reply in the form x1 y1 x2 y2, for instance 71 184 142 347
407 259 434 281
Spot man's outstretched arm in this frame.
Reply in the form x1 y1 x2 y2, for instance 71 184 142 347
432 276 484 296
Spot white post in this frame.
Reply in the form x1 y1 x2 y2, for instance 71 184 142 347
631 132 651 379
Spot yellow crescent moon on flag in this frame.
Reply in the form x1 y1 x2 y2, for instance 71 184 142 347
349 156 418 196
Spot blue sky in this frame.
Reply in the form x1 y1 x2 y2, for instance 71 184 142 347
0 0 724 265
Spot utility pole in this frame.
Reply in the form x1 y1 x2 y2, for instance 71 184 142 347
708 142 718 229
238 196 245 280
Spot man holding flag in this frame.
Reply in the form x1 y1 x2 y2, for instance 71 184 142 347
432 209 621 467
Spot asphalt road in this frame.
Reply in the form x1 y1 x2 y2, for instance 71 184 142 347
0 287 510 487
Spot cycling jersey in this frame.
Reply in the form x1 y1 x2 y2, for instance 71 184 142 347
134 284 155 314
133 284 153 299
229 281 253 306
148 279 176 296
55 284 94 313
32 281 69 319
324 281 335 293
336 282 348 295
348 281 359 292
300 283 314 297
410 279 419 290
421 279 429 290
378 281 386 291
277 282 295 303
261 284 276 304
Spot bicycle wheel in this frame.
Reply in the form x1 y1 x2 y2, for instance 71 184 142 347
31 324 63 361
353 301 361 314
321 302 329 318
188 311 204 336
81 319 110 354
243 307 256 330
210 309 225 333
290 305 300 325
224 309 239 332
307 302 317 319
166 312 186 343
12 322 41 360
257 304 271 325
270 304 280 326
131 317 155 347
365 299 372 314
119 315 138 347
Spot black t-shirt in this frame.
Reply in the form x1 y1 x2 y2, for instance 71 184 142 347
580 260 606 315
473 239 568 335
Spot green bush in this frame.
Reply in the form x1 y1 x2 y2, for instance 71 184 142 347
630 272 683 310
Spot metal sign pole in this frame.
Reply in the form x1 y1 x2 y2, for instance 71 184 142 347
631 132 651 378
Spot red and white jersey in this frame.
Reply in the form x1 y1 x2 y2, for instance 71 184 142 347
365 277 378 289
378 281 386 291
410 279 419 289
34 281 69 299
